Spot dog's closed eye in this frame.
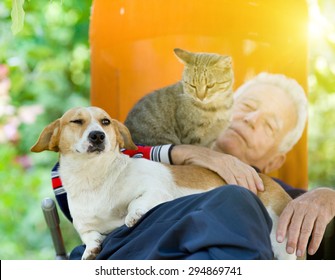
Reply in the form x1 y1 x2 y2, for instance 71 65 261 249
71 119 84 125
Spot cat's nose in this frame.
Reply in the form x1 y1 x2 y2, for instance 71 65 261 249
197 91 206 101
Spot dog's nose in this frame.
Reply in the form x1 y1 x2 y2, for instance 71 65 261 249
88 131 105 144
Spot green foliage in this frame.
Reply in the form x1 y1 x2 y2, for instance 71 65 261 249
11 0 25 34
0 144 81 259
308 0 335 189
2 1 90 153
0 0 90 259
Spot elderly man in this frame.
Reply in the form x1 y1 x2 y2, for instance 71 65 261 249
171 73 335 258
52 73 335 259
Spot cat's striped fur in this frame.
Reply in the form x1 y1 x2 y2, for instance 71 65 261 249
124 48 234 147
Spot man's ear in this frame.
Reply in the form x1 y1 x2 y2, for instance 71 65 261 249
30 119 61 153
112 120 138 150
263 153 286 174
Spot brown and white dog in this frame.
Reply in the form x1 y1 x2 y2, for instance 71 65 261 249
31 106 296 260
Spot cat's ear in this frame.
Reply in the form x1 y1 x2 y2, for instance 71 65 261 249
216 55 232 68
174 48 193 65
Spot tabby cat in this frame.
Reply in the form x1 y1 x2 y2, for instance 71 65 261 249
124 48 234 147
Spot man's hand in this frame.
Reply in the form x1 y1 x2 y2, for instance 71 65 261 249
276 188 335 257
171 145 264 194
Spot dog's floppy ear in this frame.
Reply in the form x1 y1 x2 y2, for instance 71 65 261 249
112 120 138 150
31 119 61 153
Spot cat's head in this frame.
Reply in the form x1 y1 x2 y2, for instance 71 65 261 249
174 48 233 103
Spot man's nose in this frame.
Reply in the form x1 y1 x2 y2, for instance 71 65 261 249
243 111 260 128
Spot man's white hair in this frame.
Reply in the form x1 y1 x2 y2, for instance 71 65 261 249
234 72 308 154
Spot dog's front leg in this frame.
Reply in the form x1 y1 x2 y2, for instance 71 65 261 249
125 191 173 227
80 230 106 260
267 208 298 260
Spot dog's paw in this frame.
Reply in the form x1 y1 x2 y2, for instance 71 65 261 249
81 246 101 260
125 209 146 227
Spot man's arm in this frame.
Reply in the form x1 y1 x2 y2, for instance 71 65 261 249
276 187 335 257
171 144 264 193
122 144 174 164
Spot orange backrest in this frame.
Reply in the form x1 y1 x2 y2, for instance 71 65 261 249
89 0 308 189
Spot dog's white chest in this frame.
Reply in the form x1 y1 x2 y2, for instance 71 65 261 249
59 155 131 234
72 191 127 234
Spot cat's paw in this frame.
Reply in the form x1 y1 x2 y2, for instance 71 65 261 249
125 209 146 227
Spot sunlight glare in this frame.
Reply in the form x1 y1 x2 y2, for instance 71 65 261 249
315 56 328 72
308 0 331 40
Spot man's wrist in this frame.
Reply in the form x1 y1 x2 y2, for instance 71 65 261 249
170 144 193 165
170 144 212 166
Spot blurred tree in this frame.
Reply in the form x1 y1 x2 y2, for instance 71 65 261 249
308 0 335 189
1 0 91 154
0 0 91 259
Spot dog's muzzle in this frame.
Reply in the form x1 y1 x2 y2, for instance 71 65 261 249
87 130 106 153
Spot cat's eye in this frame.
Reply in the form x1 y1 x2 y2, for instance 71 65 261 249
219 81 231 88
101 118 111 126
70 119 84 125
207 83 215 89
185 81 196 89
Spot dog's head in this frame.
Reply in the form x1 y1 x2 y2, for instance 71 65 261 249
31 106 137 155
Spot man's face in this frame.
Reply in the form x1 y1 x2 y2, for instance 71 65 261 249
212 83 297 171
